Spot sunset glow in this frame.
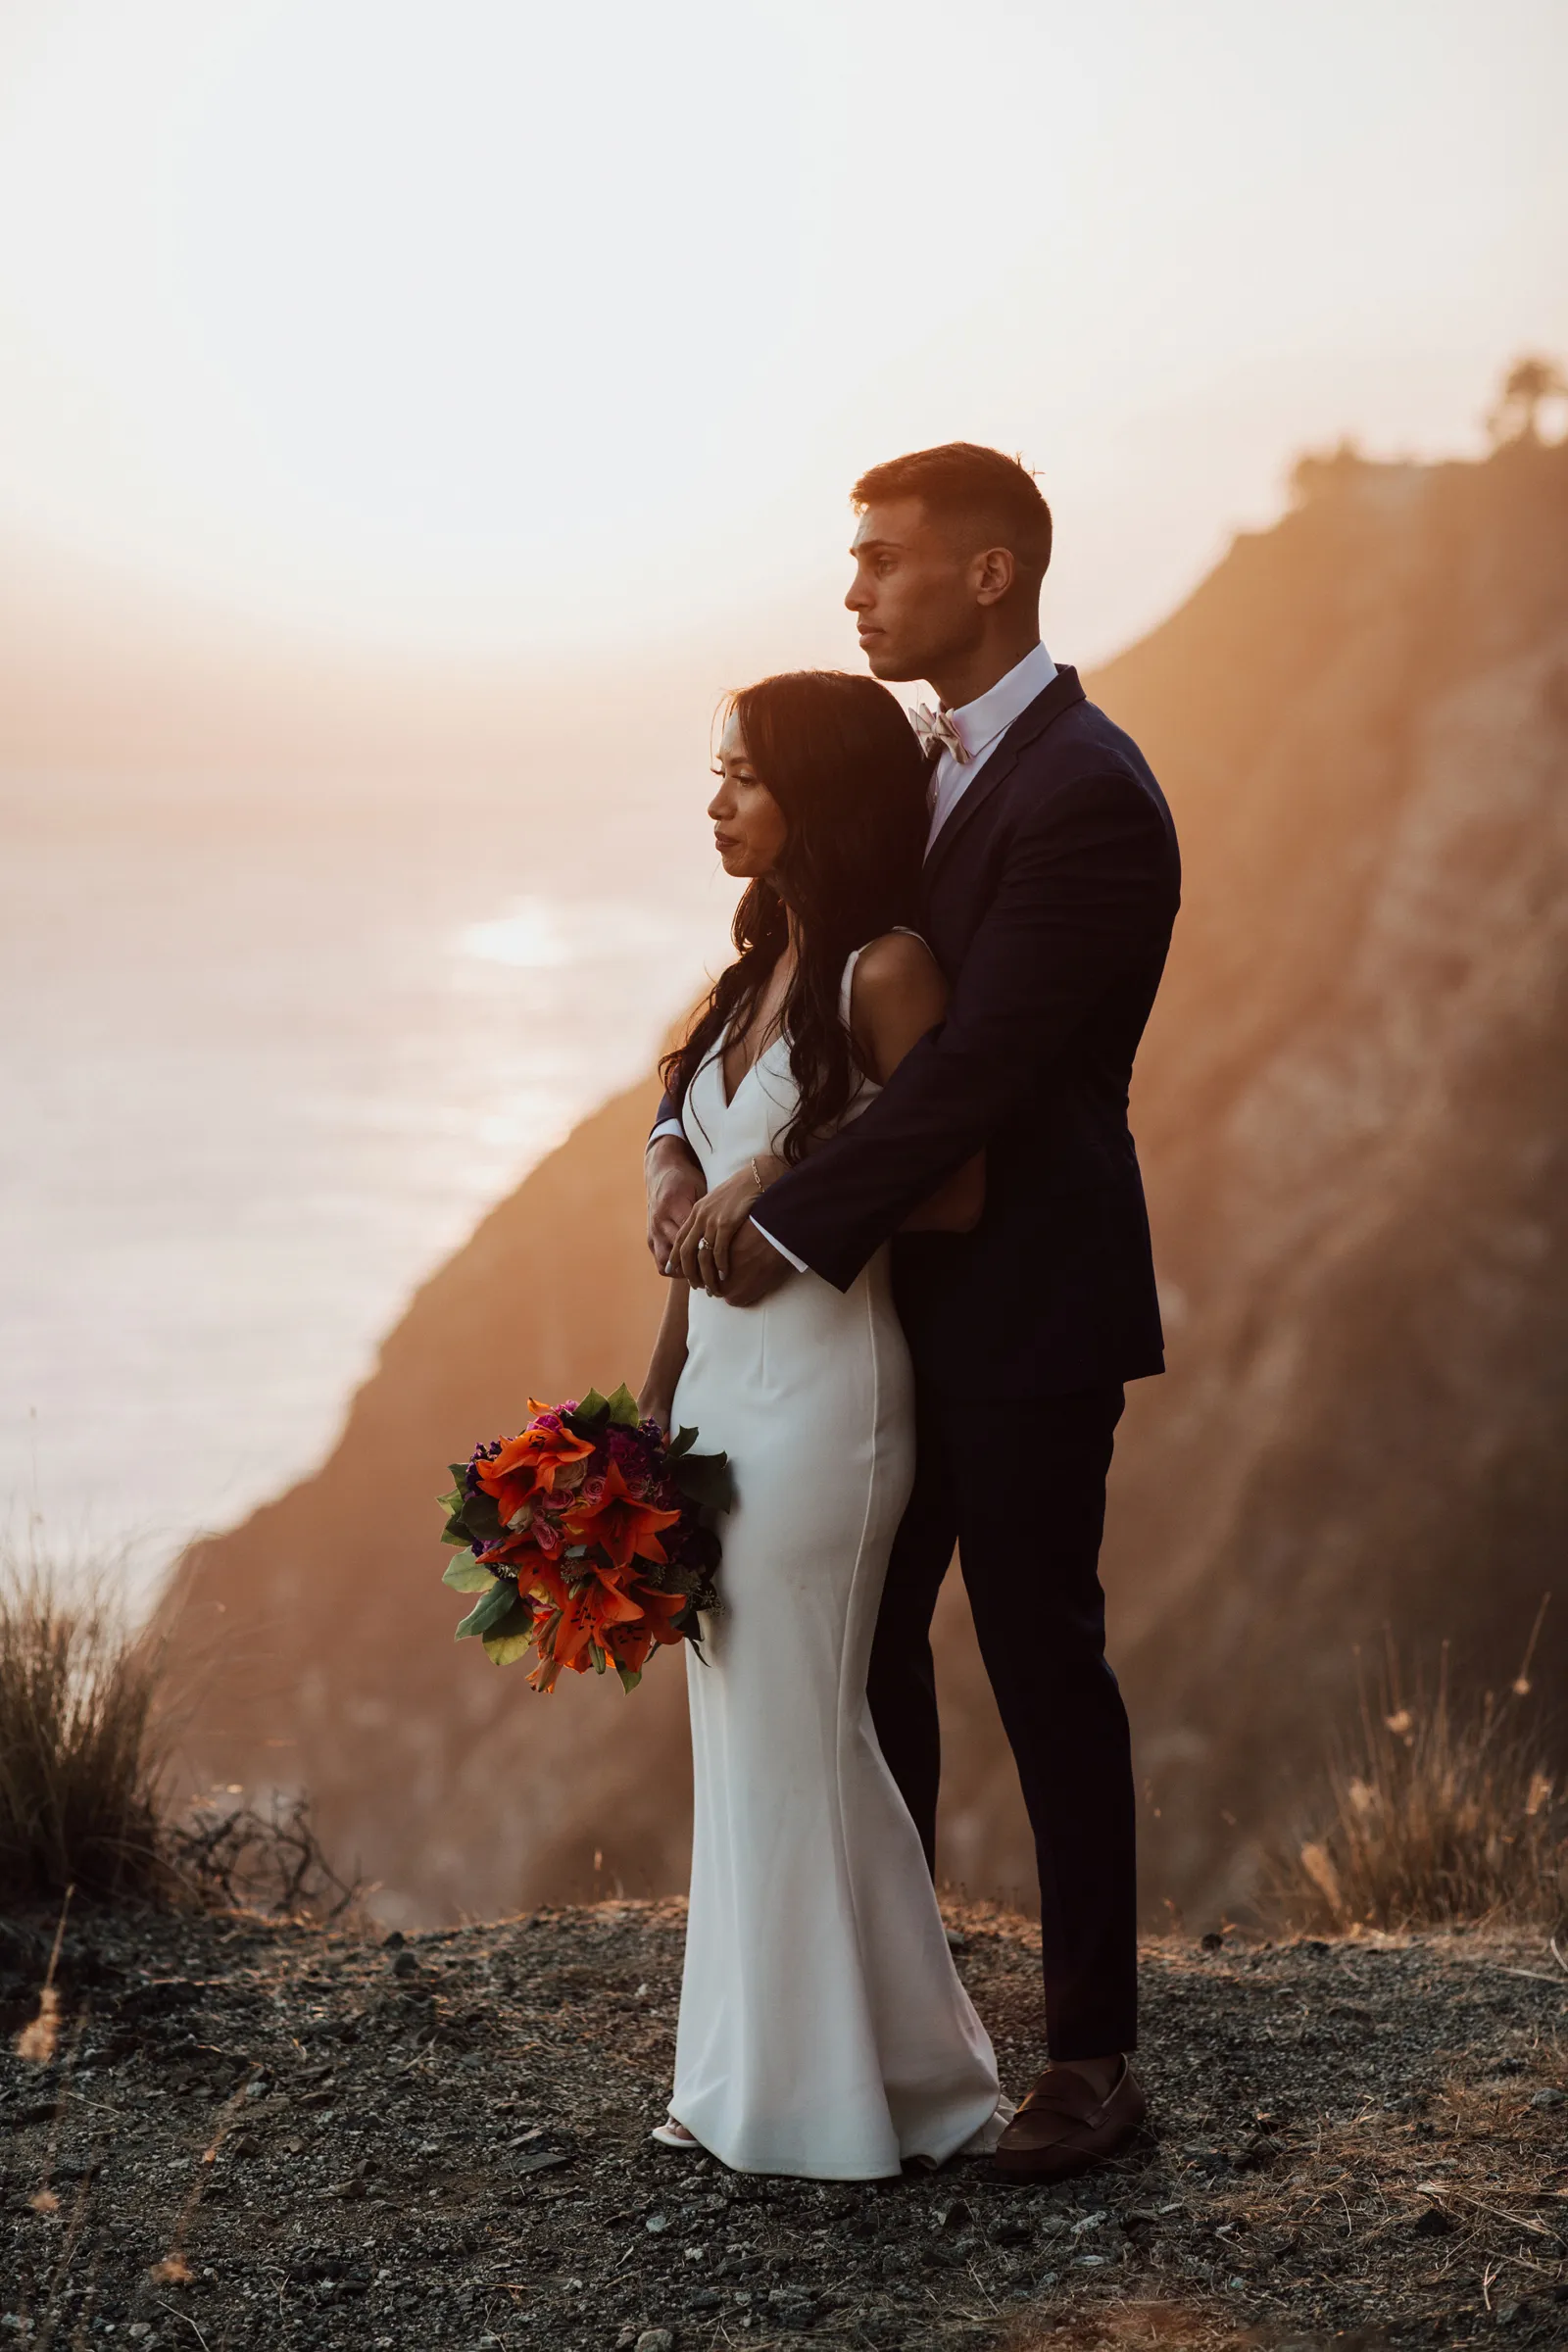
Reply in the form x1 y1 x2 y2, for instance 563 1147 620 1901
0 0 1562 660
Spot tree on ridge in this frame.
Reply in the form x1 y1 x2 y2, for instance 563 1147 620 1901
1487 355 1568 448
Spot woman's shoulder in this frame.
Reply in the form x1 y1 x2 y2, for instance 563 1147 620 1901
845 933 949 1082
850 928 943 1001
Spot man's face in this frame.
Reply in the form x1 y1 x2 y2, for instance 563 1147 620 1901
845 498 990 685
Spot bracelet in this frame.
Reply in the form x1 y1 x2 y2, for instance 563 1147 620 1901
750 1155 764 1195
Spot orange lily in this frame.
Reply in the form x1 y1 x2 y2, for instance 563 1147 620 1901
476 1407 595 1527
602 1585 689 1677
524 1565 642 1689
551 1573 646 1674
565 1458 682 1571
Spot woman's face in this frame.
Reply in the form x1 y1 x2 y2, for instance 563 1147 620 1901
709 712 789 881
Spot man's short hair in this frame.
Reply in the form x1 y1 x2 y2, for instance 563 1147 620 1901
852 442 1053 578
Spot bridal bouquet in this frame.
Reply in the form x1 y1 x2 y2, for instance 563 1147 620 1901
439 1386 728 1692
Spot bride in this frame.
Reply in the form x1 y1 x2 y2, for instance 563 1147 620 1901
637 668 1009 2180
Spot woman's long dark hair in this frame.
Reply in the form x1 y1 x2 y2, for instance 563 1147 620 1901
662 670 928 1163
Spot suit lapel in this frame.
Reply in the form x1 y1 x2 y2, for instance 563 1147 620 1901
922 664 1087 891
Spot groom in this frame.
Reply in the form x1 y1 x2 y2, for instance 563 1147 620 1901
646 442 1179 2178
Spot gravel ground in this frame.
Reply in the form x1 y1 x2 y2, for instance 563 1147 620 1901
3 1899 1567 2350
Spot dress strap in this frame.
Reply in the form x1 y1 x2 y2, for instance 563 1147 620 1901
838 947 866 1029
838 928 929 1029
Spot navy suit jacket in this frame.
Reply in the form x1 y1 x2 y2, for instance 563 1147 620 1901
664 665 1180 1399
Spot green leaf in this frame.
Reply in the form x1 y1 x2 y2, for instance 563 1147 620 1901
666 1425 698 1459
439 1484 505 1548
480 1593 537 1664
604 1382 641 1428
482 1628 537 1666
454 1577 517 1641
438 1480 475 1544
589 1640 607 1675
672 1448 733 1512
614 1660 643 1694
463 1490 505 1541
442 1554 497 1593
678 1523 721 1574
575 1387 609 1421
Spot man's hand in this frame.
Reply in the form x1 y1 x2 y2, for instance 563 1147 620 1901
646 1135 706 1271
712 1216 795 1307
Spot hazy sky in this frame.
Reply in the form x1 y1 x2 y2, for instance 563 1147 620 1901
0 0 1562 666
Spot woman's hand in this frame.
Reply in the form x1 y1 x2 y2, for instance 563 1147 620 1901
672 1156 783 1293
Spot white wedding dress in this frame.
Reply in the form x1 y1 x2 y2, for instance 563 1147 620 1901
666 944 1007 2179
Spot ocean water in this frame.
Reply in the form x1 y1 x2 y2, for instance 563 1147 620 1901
0 779 728 1606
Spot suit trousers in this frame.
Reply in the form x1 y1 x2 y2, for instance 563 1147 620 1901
866 1375 1137 2060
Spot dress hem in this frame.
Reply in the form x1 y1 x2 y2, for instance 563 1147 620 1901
667 2093 1011 2183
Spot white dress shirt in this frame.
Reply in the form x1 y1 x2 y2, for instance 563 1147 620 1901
655 642 1057 1273
923 640 1056 854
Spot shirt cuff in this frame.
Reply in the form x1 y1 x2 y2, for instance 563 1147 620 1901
751 1217 808 1275
647 1118 688 1148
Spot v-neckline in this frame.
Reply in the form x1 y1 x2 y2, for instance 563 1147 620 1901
716 1020 782 1112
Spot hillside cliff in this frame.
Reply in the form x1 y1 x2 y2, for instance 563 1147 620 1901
161 434 1568 1925
1092 433 1568 1912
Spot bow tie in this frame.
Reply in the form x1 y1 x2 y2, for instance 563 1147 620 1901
910 702 969 764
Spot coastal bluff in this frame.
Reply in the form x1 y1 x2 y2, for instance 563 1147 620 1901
160 431 1568 1927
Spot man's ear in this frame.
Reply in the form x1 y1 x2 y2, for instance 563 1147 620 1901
972 546 1017 608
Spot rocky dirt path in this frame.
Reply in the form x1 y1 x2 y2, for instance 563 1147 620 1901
3 1901 1567 2350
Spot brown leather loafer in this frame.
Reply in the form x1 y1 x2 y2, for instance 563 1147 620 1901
992 2057 1147 2180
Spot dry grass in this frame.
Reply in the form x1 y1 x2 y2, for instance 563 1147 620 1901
0 1562 172 1904
0 1560 356 1917
1269 1609 1567 1934
1170 2014 1568 2345
167 1788 361 1919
